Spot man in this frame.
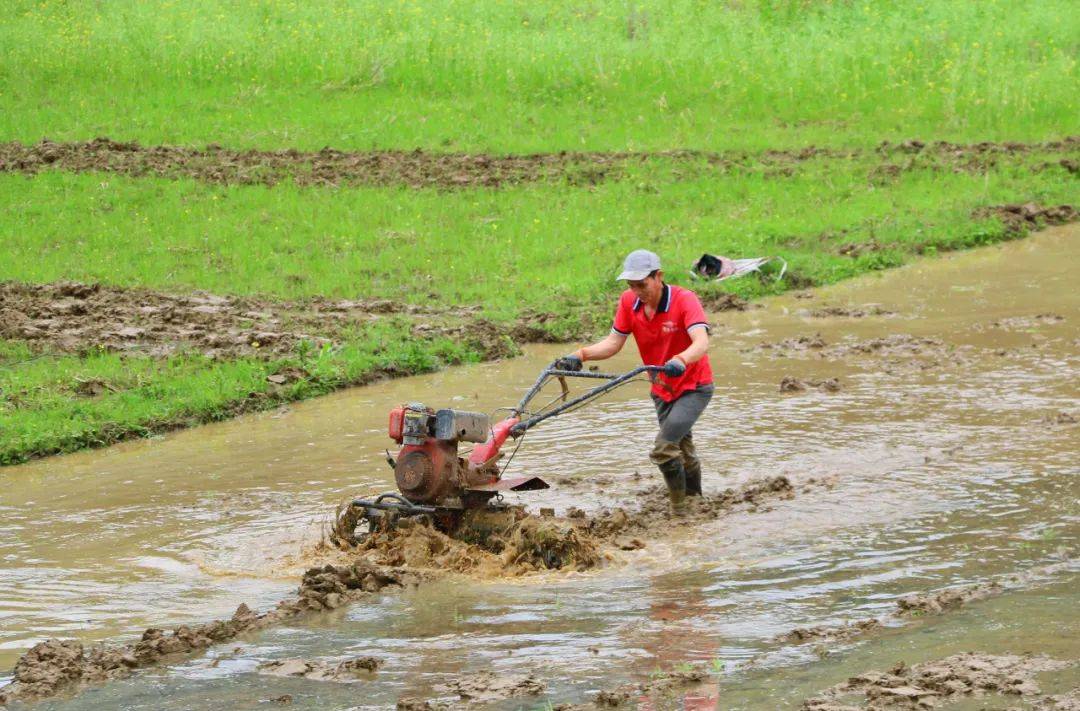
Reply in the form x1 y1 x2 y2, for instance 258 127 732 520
554 249 713 511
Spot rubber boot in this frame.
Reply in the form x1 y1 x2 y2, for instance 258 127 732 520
658 458 687 515
684 459 703 497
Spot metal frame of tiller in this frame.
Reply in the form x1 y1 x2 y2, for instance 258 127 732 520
344 364 663 534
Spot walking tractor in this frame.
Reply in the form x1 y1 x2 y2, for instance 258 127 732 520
334 363 662 543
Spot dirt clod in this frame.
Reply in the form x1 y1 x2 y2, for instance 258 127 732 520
780 376 842 393
437 671 545 703
896 581 1003 615
780 619 883 644
257 656 381 682
973 203 1079 236
808 306 895 318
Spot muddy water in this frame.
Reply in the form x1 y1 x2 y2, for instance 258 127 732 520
2 226 1078 708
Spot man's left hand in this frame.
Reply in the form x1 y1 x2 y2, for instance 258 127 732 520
662 357 686 377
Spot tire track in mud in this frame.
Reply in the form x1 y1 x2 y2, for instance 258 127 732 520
0 475 796 706
1 136 1075 189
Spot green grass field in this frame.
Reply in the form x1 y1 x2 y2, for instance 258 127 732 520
2 0 1076 150
1 0 1077 465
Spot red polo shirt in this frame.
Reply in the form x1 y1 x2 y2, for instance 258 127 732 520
612 284 713 402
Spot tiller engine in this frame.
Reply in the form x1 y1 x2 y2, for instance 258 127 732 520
336 363 662 541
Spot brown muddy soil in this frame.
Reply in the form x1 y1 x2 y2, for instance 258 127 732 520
395 671 546 711
801 653 1075 710
873 137 1080 178
334 475 799 576
988 312 1066 331
578 475 795 540
779 619 885 645
749 332 982 374
780 376 842 393
347 510 605 576
805 306 895 318
971 203 1079 237
550 669 712 710
394 671 545 709
256 656 381 682
1 136 1075 189
0 280 517 361
895 583 1004 616
437 671 546 704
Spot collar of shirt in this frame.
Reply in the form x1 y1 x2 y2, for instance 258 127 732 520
632 284 671 314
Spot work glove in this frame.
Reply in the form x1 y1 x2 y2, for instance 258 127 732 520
552 353 583 372
662 357 686 378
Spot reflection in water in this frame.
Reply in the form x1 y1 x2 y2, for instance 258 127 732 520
1 226 1078 707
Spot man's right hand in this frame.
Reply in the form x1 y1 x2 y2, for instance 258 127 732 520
552 353 583 371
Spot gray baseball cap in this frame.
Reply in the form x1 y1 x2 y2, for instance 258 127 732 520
616 249 661 281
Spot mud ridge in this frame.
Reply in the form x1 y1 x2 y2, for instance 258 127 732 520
0 560 421 705
579 475 795 540
872 137 1080 179
0 138 831 189
801 653 1076 710
805 306 895 318
2 136 1075 189
775 559 1078 647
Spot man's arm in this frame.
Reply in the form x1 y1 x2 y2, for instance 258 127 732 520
554 332 627 371
576 332 627 363
674 326 709 366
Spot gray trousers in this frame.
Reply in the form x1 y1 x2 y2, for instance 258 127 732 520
649 384 713 467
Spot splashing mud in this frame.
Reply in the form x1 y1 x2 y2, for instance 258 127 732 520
351 511 603 575
332 475 798 578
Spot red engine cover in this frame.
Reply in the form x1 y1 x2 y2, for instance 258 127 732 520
394 438 459 503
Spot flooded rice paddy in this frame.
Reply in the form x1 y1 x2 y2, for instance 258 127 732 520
1 226 1077 708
